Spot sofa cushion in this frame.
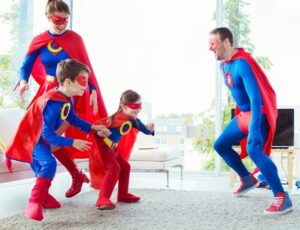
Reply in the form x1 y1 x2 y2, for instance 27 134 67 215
130 146 183 162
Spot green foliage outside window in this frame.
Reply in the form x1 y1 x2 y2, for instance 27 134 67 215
0 0 33 109
0 55 21 108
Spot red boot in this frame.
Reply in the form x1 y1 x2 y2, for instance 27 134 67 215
94 143 121 210
96 197 116 210
117 193 140 203
53 147 90 198
25 203 43 221
65 171 90 198
116 153 140 203
96 171 119 210
25 177 52 221
43 194 61 209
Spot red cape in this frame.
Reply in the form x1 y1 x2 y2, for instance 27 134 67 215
23 30 137 183
26 30 108 159
226 48 277 159
5 90 70 164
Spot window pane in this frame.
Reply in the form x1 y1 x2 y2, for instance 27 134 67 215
72 0 217 172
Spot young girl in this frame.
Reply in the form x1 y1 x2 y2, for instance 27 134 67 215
93 90 155 210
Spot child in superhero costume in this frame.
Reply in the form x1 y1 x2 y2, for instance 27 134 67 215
209 27 292 215
92 90 155 210
14 0 137 197
5 59 110 221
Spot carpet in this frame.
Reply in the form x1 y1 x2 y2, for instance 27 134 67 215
0 189 299 230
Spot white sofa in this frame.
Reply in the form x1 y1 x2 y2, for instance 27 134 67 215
129 135 184 187
129 147 183 187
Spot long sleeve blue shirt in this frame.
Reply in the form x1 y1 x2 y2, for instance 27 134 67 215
41 95 91 146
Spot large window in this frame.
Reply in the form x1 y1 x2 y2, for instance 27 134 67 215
0 0 35 108
72 0 217 172
246 0 300 154
72 0 217 116
2 0 300 173
248 0 300 115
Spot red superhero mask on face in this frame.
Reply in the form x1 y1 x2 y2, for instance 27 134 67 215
126 103 142 110
75 75 88 87
209 38 219 51
51 15 68 25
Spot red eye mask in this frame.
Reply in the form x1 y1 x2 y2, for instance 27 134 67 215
75 75 88 87
209 38 219 51
51 15 68 25
126 103 142 110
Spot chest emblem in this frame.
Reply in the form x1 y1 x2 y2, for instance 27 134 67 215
119 121 132 136
47 40 63 55
61 103 71 120
225 72 234 88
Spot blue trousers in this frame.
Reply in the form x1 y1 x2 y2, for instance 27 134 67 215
214 114 284 196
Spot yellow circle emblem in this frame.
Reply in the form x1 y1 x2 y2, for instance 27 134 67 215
120 121 132 136
61 103 71 120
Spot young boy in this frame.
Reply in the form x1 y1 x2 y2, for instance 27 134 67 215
5 59 110 221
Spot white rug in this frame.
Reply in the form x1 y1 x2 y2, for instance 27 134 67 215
1 189 299 230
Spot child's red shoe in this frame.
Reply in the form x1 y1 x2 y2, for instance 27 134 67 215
96 197 116 210
43 194 61 209
117 193 140 203
25 202 43 221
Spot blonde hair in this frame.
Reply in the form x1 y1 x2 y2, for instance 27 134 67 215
45 0 70 16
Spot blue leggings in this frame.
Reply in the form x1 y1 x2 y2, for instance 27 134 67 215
214 114 283 196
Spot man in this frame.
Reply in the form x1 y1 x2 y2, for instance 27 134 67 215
209 27 292 215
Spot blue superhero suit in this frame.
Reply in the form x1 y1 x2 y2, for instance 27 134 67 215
5 89 94 221
6 89 92 179
19 31 95 92
102 116 154 149
214 55 284 196
32 92 91 179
